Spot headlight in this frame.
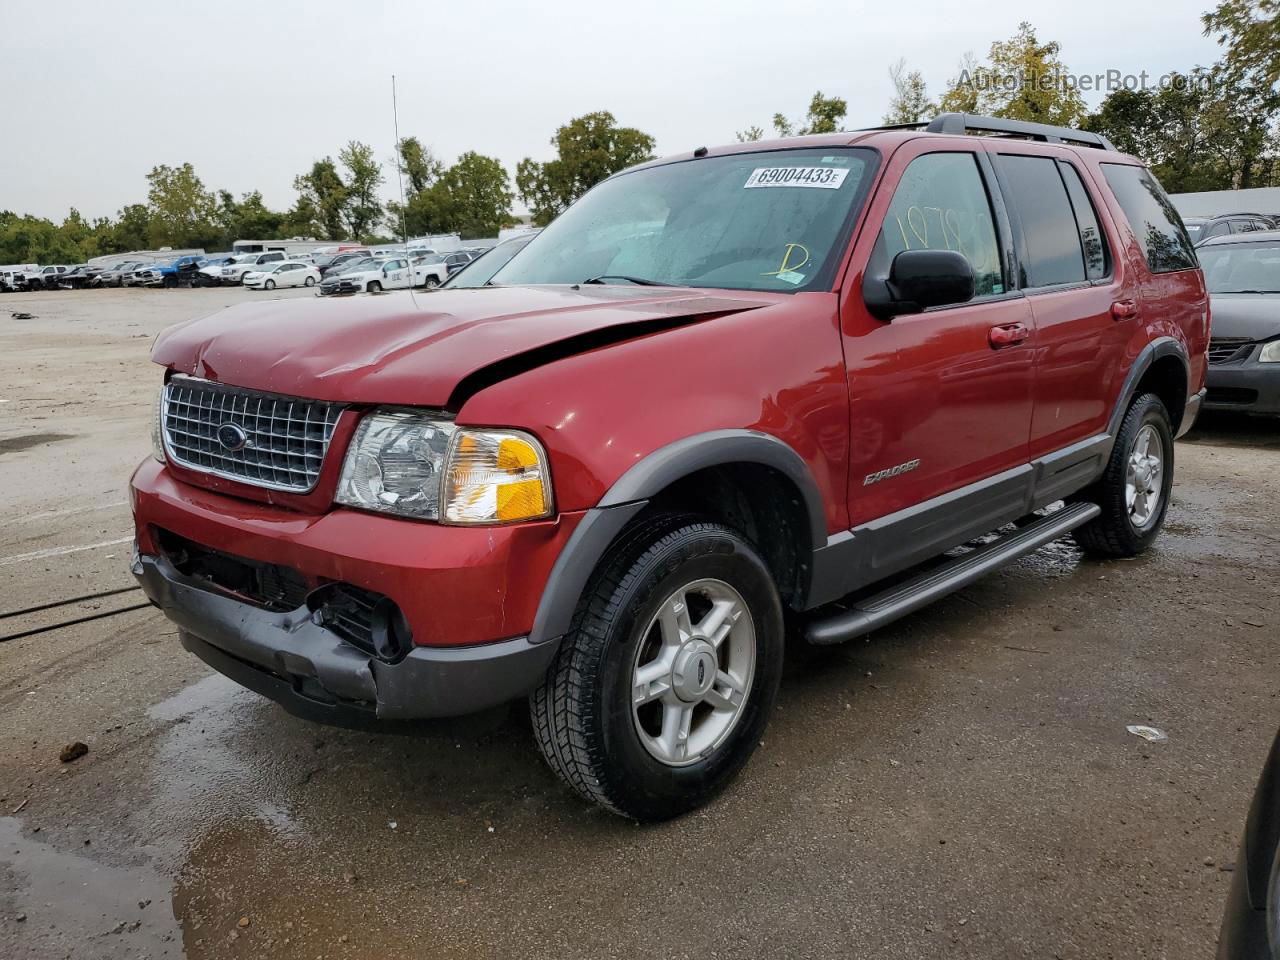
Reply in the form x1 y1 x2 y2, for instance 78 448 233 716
335 409 552 524
336 410 454 519
152 386 167 462
1259 340 1280 363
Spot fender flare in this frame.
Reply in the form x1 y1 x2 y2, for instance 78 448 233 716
528 430 827 645
1105 336 1190 441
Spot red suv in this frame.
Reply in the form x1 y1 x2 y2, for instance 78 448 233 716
131 114 1208 820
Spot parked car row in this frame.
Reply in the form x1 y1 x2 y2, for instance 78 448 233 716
1184 212 1280 246
315 248 489 295
1 243 503 294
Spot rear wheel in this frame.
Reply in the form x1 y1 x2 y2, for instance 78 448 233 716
423 276 440 289
1073 392 1174 557
531 518 784 820
367 280 382 293
304 276 316 287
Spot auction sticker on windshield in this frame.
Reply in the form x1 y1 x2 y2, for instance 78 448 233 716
744 166 850 189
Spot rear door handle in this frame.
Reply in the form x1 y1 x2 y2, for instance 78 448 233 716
989 322 1030 349
1111 299 1139 321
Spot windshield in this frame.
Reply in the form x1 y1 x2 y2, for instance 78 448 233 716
445 237 534 288
1198 240 1280 293
493 148 874 292
416 254 445 264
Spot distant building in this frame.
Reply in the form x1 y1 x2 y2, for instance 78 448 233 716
1170 187 1280 218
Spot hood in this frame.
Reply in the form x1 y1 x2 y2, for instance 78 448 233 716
1209 294 1280 340
152 285 774 407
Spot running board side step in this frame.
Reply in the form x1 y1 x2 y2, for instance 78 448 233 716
804 502 1101 645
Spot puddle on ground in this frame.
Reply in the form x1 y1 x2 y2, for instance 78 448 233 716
139 674 304 842
0 432 74 455
0 815 181 958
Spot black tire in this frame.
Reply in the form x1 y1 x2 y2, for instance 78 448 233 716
264 279 275 290
367 280 382 293
423 276 440 289
531 517 784 821
1072 392 1174 557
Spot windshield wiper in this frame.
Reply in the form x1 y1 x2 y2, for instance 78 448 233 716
582 274 667 286
1222 289 1280 294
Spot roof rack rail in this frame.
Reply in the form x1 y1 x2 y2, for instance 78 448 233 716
864 113 1117 151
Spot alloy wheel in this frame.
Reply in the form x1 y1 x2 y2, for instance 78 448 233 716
631 578 755 767
1125 423 1164 528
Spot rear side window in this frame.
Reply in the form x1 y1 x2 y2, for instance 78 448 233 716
873 152 1004 297
999 154 1085 287
1100 164 1197 273
1058 162 1108 280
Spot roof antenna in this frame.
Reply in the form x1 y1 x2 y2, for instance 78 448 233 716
391 74 409 248
391 73 418 305
693 146 709 158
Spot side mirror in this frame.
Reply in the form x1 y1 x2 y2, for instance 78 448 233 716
865 249 976 320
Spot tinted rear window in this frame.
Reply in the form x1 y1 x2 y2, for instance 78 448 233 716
1058 162 1108 281
999 154 1086 287
1100 164 1197 273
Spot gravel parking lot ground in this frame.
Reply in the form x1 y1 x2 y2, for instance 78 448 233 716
1 287 1278 960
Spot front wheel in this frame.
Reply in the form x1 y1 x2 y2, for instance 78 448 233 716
1073 392 1174 557
531 518 784 820
264 279 276 290
367 280 382 293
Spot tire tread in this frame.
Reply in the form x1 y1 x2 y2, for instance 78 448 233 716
530 516 741 817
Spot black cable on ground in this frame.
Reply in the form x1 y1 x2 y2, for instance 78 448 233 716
0 586 141 621
0 602 153 644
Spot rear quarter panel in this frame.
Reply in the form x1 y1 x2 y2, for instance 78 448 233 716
1078 155 1209 398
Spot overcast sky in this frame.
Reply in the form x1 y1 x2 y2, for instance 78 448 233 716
1 0 1225 224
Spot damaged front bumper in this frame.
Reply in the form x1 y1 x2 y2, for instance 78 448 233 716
133 550 559 725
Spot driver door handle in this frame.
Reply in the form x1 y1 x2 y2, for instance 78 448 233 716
989 322 1030 349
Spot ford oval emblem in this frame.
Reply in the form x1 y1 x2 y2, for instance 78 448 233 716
216 422 249 452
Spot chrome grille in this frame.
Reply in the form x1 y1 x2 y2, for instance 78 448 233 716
161 375 342 492
1208 337 1254 365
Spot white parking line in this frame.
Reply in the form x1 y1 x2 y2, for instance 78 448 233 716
10 500 129 524
0 536 132 567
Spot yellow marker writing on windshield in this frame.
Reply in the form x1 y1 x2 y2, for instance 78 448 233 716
762 242 810 277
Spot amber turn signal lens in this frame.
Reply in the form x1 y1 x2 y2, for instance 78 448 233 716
443 429 552 524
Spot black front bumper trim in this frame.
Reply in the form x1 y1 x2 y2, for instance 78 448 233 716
134 553 559 724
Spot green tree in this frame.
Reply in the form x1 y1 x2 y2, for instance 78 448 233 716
293 158 348 240
279 194 323 239
736 91 848 142
396 136 444 194
429 152 514 239
216 190 286 245
108 203 153 252
772 91 848 136
939 53 981 113
883 60 936 124
1084 66 1280 191
387 136 446 236
1204 0 1280 85
145 163 220 248
339 140 384 240
516 111 656 225
940 22 1086 126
